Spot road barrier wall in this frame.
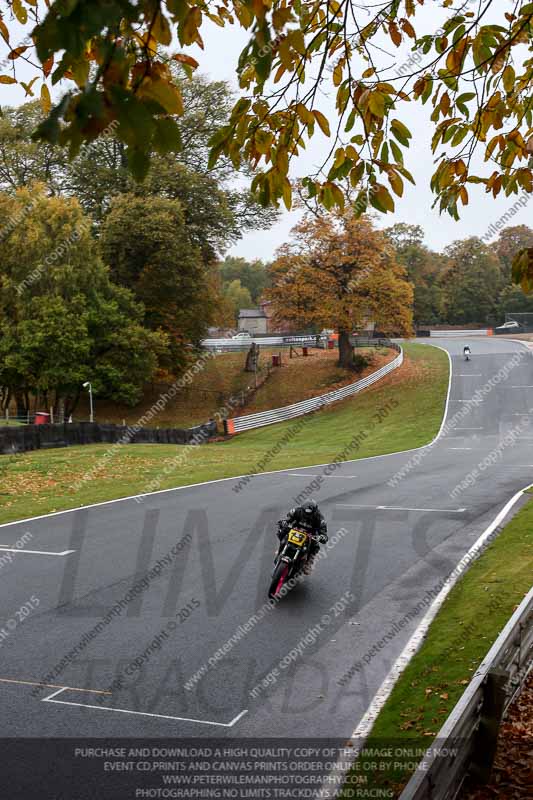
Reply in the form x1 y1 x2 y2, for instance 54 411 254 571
399 586 533 800
430 329 492 337
225 344 402 433
0 420 218 455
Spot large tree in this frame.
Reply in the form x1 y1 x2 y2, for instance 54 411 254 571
99 193 215 364
267 213 413 368
0 188 166 417
497 284 533 321
219 256 270 304
496 225 533 281
385 223 446 325
440 237 504 325
0 83 277 258
223 279 253 322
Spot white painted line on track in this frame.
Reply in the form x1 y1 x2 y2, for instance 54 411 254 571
0 345 455 532
43 687 68 702
448 447 473 450
42 688 248 728
0 547 75 556
458 374 482 377
510 386 533 388
455 427 483 430
338 505 466 513
287 473 359 479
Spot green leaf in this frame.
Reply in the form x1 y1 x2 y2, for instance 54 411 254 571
391 119 412 147
127 147 151 181
502 65 515 94
369 184 395 213
422 78 433 104
369 91 386 117
153 117 182 154
390 139 404 164
114 92 156 149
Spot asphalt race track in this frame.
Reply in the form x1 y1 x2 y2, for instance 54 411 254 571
1 337 532 795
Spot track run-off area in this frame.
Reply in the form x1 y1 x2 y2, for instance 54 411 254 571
0 336 532 793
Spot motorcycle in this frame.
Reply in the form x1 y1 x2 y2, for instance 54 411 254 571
464 350 471 361
269 526 320 600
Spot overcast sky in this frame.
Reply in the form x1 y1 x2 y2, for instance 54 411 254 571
1 0 530 260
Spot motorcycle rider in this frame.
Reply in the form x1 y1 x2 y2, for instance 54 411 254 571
463 344 471 360
277 500 328 574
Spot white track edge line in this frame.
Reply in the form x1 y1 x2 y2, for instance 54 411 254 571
328 479 533 797
0 547 75 556
0 343 454 530
42 694 248 728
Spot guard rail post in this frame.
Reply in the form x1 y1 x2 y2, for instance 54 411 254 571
399 586 533 800
469 667 508 784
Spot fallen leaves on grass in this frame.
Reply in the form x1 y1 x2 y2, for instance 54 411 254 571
460 671 532 799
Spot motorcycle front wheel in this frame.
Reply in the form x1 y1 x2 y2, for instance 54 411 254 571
269 562 290 600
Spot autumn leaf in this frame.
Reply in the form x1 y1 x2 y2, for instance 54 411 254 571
12 0 27 25
152 10 172 46
313 110 331 136
8 45 28 59
0 18 9 43
172 53 199 69
138 79 184 115
389 21 402 47
42 56 54 78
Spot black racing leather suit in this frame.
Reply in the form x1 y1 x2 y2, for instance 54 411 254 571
277 506 328 559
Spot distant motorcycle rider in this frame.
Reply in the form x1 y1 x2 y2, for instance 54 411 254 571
277 500 328 574
463 345 471 360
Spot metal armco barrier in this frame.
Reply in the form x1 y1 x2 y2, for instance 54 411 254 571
429 329 492 337
225 344 402 433
201 335 320 351
399 586 533 800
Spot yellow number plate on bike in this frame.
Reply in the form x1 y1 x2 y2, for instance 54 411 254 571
288 529 307 547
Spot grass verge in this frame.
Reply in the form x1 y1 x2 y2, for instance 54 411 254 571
0 343 448 524
339 495 533 799
74 346 382 427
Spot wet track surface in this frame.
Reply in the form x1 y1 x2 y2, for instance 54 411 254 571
1 337 532 745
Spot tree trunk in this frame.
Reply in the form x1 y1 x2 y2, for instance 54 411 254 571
65 390 81 419
338 329 355 369
245 343 259 372
14 391 27 419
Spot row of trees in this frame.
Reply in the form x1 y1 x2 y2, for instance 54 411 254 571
0 189 165 418
0 76 277 417
217 219 533 364
386 223 533 327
